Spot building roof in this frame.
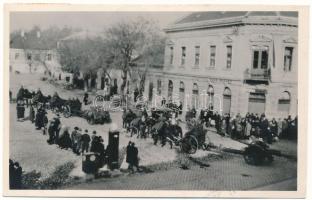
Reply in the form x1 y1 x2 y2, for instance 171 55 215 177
10 31 57 50
165 11 298 32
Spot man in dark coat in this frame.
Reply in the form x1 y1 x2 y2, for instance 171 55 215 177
9 159 15 189
126 141 132 169
134 87 139 103
16 86 25 101
81 130 91 153
47 120 55 144
58 128 72 149
130 143 140 172
16 101 25 121
90 136 106 167
13 162 22 189
53 115 61 144
83 93 89 105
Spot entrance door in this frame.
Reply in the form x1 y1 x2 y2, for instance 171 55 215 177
248 92 266 115
223 88 231 115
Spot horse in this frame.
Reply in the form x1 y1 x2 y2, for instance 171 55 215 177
122 109 137 131
32 92 51 109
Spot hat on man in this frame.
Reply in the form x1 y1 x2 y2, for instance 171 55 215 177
92 131 97 134
85 129 88 133
74 127 79 130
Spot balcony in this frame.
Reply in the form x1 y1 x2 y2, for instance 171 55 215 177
244 68 270 84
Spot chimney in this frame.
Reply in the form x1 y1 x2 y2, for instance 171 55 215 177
37 31 41 38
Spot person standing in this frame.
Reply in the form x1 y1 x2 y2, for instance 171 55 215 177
9 90 12 103
277 118 283 137
270 118 278 137
131 143 140 172
81 130 91 153
75 128 82 155
91 131 97 141
90 136 106 167
71 127 79 150
29 105 35 123
83 93 89 106
134 87 139 103
9 159 15 189
126 141 133 171
47 120 55 144
53 114 61 144
14 162 22 189
16 101 25 121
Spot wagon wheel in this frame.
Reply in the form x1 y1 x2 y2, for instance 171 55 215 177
243 150 257 165
180 135 198 154
63 105 71 118
94 95 105 107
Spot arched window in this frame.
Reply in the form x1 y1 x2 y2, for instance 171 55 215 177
278 91 291 114
179 81 185 104
192 83 199 108
157 79 162 95
168 80 173 100
223 87 231 114
148 82 154 101
207 85 214 110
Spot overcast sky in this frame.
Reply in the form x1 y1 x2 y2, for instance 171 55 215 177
10 12 189 33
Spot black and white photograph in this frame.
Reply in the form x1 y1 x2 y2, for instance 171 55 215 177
3 4 309 198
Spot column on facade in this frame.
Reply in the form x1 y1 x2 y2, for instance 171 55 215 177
289 89 298 118
232 83 247 116
183 78 192 111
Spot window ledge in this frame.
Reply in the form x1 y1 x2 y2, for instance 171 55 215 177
206 67 215 70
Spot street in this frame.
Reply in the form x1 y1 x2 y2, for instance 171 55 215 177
9 73 297 190
67 154 297 190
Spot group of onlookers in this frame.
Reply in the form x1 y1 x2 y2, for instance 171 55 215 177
196 109 298 143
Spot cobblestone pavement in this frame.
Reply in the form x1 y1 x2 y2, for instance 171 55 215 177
68 154 297 190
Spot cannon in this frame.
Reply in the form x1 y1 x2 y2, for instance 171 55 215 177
243 140 281 165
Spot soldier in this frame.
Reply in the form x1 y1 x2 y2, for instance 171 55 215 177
91 131 97 141
53 114 61 144
16 101 25 121
81 130 91 153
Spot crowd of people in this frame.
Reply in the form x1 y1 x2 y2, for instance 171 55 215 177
196 109 298 143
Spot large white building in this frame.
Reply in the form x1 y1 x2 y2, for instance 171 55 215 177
144 11 298 119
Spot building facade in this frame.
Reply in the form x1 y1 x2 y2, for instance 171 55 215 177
144 11 298 119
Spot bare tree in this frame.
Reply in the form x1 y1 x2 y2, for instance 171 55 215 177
105 17 164 95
